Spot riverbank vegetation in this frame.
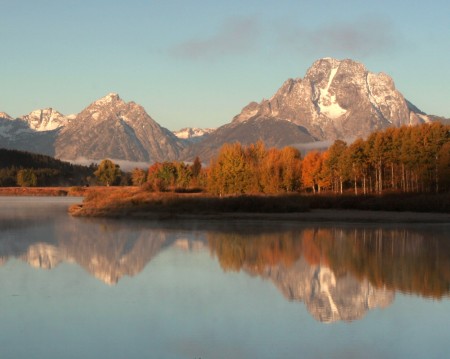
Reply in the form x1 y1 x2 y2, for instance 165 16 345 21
70 122 450 217
132 122 450 196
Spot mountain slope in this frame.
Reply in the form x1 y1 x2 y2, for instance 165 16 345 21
182 117 315 162
55 93 184 162
182 57 435 162
233 58 431 141
0 114 58 156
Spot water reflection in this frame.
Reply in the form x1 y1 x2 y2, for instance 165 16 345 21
207 226 450 300
1 199 449 323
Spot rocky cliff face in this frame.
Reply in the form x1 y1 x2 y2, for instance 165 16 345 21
233 58 431 141
55 93 184 162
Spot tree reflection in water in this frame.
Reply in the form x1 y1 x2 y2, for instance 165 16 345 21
207 225 450 322
1 215 449 322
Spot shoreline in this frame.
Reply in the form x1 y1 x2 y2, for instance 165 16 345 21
2 187 449 223
70 206 450 224
133 210 450 224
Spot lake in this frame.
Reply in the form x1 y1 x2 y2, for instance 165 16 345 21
0 196 449 359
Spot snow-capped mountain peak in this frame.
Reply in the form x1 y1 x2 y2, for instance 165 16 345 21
0 112 13 120
93 93 121 107
173 127 215 139
21 108 68 132
232 57 431 141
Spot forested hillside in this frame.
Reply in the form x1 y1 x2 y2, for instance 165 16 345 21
0 148 95 186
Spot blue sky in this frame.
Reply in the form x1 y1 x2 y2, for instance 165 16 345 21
1 0 449 130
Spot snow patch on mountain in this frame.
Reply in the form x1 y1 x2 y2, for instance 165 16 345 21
0 112 13 120
21 108 68 132
93 93 120 107
318 66 347 119
173 127 215 140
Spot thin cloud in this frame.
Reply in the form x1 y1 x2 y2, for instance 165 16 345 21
63 157 150 172
170 18 260 60
279 16 396 57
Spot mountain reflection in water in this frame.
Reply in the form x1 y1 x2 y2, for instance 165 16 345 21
1 209 449 322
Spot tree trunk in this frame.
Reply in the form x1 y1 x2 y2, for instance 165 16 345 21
391 163 395 190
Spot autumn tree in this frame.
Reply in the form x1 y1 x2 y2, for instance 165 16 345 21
324 140 348 194
16 169 38 187
94 159 121 186
131 168 147 186
438 142 450 191
207 143 254 195
345 138 369 194
301 151 323 193
191 156 202 179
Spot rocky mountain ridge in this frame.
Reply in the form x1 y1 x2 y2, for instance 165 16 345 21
0 93 184 163
173 127 215 142
0 58 444 163
183 58 435 161
55 93 184 162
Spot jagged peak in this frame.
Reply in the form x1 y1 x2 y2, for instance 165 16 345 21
0 112 13 120
307 57 367 77
92 92 122 107
25 108 65 117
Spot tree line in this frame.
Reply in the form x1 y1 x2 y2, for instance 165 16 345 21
9 121 447 192
303 122 450 194
0 148 96 187
128 122 450 195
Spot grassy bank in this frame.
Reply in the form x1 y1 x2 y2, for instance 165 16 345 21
0 186 89 197
68 188 310 218
306 192 450 213
68 187 450 219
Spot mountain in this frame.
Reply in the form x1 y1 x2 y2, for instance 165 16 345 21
183 57 434 162
0 94 185 163
0 112 58 156
182 117 315 162
173 127 215 143
234 58 432 139
1 58 444 163
21 108 70 132
55 93 184 162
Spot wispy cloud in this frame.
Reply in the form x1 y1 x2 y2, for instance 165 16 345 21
277 16 396 57
64 157 150 171
169 17 260 60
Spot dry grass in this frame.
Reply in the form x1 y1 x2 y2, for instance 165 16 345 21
0 187 71 196
69 187 310 218
69 187 450 218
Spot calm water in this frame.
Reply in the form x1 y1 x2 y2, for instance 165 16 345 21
1 197 450 359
